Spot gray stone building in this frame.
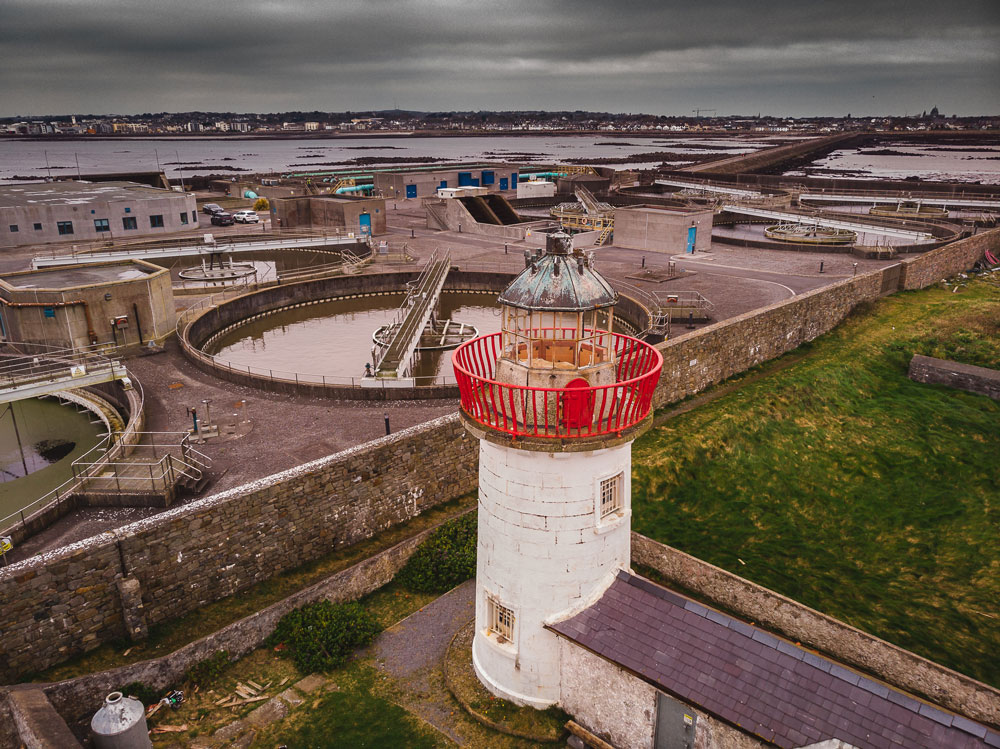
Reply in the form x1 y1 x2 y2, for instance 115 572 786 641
0 181 198 249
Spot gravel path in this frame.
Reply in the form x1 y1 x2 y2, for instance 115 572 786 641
372 579 482 745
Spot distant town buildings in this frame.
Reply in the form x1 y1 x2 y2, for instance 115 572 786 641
1 110 997 137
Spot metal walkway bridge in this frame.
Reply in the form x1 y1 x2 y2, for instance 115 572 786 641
798 193 1000 210
369 251 452 381
721 204 936 241
0 344 127 404
31 234 366 269
656 179 764 199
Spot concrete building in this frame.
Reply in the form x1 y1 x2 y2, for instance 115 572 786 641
0 260 175 350
613 205 714 254
374 165 520 201
516 179 556 199
0 181 198 250
272 195 386 236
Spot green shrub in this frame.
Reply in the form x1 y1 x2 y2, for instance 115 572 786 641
183 649 230 685
267 601 381 673
396 513 476 593
117 681 161 707
253 197 270 212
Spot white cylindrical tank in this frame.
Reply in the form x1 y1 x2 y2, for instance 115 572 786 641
91 691 152 749
473 438 632 708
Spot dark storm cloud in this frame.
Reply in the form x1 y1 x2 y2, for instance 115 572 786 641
2 0 998 116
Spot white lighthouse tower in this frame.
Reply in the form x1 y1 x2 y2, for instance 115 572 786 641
453 232 662 708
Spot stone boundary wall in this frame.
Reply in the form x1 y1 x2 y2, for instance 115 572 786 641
647 228 998 409
648 269 885 408
0 414 478 684
0 509 473 738
0 695 16 749
631 533 1000 727
897 228 997 289
908 354 1000 400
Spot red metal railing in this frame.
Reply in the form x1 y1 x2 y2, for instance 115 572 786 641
452 332 662 439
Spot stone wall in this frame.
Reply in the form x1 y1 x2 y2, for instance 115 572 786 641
908 354 1000 400
30 511 470 731
631 533 1000 728
558 638 766 749
649 269 886 408
0 684 21 748
898 228 998 290
0 414 477 684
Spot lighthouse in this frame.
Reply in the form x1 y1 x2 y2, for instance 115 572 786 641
452 232 662 708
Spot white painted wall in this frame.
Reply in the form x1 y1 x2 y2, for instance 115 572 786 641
473 438 632 707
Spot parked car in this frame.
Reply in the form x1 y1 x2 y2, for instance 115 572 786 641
210 212 235 226
232 210 260 224
202 203 224 215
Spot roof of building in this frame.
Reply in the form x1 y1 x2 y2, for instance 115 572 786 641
0 261 158 290
617 204 712 216
549 571 997 749
0 181 180 209
498 232 617 312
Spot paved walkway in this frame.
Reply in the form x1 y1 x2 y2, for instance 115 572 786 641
373 579 476 745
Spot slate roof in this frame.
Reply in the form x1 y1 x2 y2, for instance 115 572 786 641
549 572 998 749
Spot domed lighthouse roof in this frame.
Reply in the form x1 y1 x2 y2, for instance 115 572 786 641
498 232 617 312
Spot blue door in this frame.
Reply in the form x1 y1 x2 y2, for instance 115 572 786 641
457 172 473 186
405 184 417 199
470 178 480 187
499 177 508 191
481 170 495 185
438 180 448 189
511 172 518 186
359 212 372 235
686 226 697 254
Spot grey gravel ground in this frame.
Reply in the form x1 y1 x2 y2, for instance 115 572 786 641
373 579 476 744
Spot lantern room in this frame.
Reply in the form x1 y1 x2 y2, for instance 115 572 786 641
453 231 662 441
496 232 618 391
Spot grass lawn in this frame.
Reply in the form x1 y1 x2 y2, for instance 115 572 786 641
144 582 445 748
249 661 450 749
631 274 1000 687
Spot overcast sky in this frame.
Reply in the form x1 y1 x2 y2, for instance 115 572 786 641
2 0 998 118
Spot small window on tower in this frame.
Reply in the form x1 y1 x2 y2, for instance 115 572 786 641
599 473 624 519
487 595 515 644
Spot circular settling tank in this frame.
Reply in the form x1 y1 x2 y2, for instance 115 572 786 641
869 202 949 219
204 291 503 384
764 223 857 245
0 397 105 521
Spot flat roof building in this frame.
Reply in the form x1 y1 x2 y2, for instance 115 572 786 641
612 204 713 254
0 181 199 249
0 259 175 350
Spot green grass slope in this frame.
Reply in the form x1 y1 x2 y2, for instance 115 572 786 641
632 275 1000 686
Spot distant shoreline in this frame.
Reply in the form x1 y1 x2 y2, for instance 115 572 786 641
0 130 778 143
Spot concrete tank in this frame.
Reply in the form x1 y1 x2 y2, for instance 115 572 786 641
91 691 152 749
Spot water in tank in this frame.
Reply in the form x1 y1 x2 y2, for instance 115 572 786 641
91 691 152 749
